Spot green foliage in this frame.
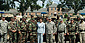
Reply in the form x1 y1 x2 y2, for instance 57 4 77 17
41 0 45 7
46 1 53 8
0 0 10 11
59 0 85 15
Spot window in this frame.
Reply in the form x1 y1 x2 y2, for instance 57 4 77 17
29 12 31 16
35 13 37 16
51 13 53 16
55 8 56 11
51 8 53 10
26 13 27 15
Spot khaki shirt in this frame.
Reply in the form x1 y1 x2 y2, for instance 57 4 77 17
0 20 8 34
46 21 57 34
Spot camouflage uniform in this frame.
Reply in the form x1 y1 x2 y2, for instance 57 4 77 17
46 17 57 43
0 19 8 43
8 18 18 43
27 18 37 43
54 19 60 43
67 19 76 43
75 16 81 43
79 17 85 43
58 19 66 43
19 17 27 43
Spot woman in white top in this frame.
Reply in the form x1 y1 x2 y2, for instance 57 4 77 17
37 18 45 43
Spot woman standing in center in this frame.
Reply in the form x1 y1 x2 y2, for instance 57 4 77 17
37 17 45 43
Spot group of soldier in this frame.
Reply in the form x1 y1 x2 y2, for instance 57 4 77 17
0 14 85 43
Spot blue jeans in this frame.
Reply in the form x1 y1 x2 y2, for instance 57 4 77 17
37 33 43 43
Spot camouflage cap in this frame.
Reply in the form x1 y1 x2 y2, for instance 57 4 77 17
31 18 35 20
14 15 16 17
31 15 34 17
71 19 74 21
22 15 27 18
11 17 15 19
48 16 51 19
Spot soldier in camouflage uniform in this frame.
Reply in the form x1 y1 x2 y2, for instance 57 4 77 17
79 17 85 43
27 15 37 43
75 16 81 43
58 19 67 43
19 16 27 43
54 15 60 43
0 15 8 43
67 19 77 43
8 17 18 43
46 17 57 43
64 16 71 43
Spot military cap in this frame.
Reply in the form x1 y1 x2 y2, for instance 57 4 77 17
31 18 35 20
22 16 26 18
71 19 74 21
46 16 49 18
11 17 14 19
14 15 16 17
22 15 27 18
48 17 51 19
77 16 80 18
31 15 34 17
2 15 5 17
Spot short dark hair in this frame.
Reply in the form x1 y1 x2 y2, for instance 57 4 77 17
39 17 43 20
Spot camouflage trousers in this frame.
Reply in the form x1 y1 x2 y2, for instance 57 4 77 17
46 34 53 43
9 32 17 43
69 35 76 43
30 35 37 43
58 32 65 43
80 32 85 43
0 33 7 43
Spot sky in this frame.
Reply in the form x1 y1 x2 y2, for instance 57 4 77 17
14 0 60 8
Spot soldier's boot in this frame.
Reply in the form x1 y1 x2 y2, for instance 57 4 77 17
69 39 71 43
30 41 34 43
46 39 49 43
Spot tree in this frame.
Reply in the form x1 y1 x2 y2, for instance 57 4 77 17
46 0 53 8
59 0 85 15
0 0 10 11
41 0 45 7
15 0 41 16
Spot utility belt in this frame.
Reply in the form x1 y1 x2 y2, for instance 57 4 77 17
80 30 85 32
68 30 75 32
0 33 7 37
58 31 64 33
20 30 27 32
32 30 36 32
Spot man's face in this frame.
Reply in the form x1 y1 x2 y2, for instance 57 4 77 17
71 20 74 23
48 19 52 22
11 18 14 21
46 18 48 21
60 20 63 23
22 18 26 21
14 17 16 19
67 17 70 20
2 17 5 20
77 18 80 20
40 19 42 22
